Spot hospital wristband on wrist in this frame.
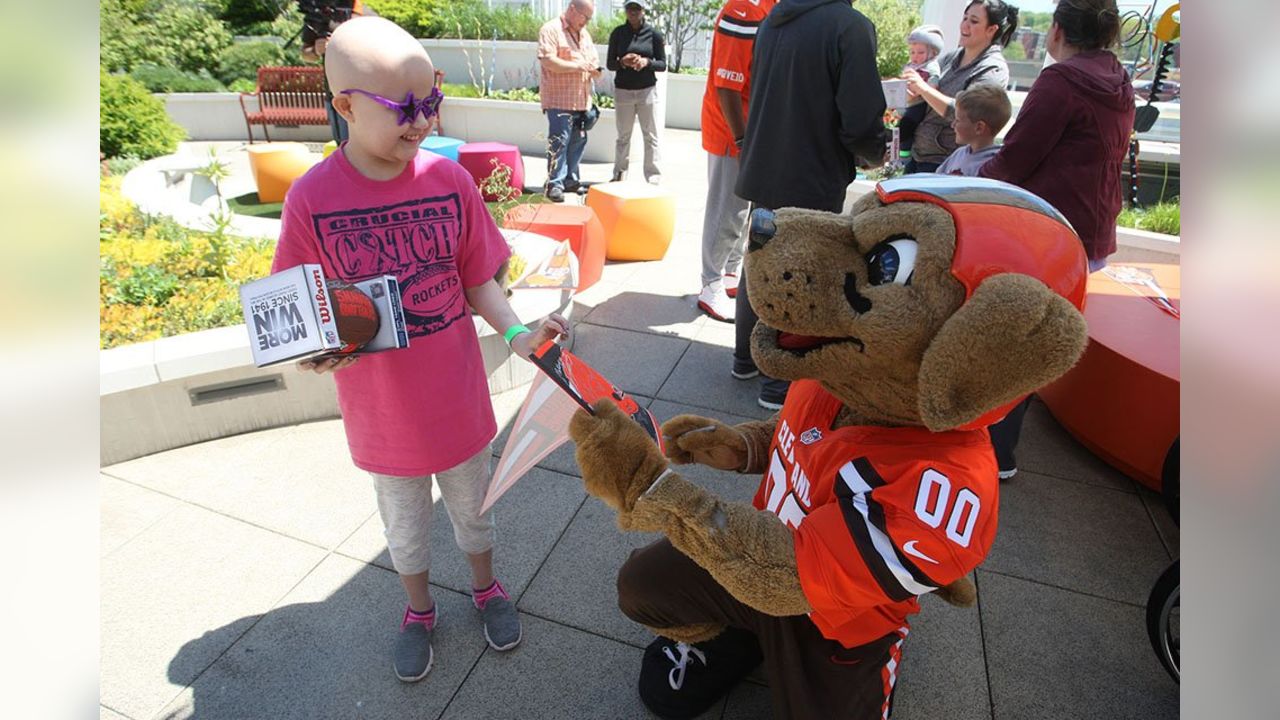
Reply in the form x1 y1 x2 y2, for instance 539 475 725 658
503 324 532 346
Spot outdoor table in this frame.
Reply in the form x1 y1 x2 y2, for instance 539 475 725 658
1039 263 1180 491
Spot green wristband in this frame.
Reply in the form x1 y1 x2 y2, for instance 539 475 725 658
503 324 532 346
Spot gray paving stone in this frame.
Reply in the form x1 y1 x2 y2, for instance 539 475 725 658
520 498 664 648
1018 399 1136 492
599 261 641 286
104 419 376 549
101 504 326 720
978 570 1178 720
157 555 486 720
626 257 709 297
581 288 709 340
335 466 586 599
100 473 181 558
571 323 690 398
99 706 131 720
440 613 722 720
893 592 991 720
656 339 777 420
984 471 1170 606
1137 485 1179 559
694 317 738 349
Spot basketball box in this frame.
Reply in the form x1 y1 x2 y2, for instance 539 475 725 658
239 264 410 367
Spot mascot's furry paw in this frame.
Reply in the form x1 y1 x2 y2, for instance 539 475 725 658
934 576 978 607
570 400 669 515
661 415 749 470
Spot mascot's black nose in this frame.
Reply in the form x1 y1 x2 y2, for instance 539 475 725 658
748 208 776 253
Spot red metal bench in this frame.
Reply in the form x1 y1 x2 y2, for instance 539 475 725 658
239 66 329 143
238 65 449 143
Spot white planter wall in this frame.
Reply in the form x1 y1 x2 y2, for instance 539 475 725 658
665 73 705 130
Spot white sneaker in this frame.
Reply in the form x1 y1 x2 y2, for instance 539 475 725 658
697 281 735 322
723 273 739 299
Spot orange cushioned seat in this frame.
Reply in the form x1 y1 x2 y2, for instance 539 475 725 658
1038 263 1180 491
585 182 676 261
246 142 318 203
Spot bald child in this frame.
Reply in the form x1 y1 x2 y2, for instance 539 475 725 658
270 16 567 683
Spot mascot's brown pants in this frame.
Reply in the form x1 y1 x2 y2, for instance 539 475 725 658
618 539 908 720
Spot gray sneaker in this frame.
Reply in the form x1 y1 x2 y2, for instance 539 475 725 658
394 616 435 682
478 595 522 651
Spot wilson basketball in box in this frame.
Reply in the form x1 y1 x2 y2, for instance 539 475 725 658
329 282 380 352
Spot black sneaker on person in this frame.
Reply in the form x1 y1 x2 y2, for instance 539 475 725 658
757 382 788 411
731 356 759 380
638 628 763 720
546 185 565 203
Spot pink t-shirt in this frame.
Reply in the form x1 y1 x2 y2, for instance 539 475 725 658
271 149 511 476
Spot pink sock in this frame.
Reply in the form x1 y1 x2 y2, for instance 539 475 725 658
401 604 436 631
472 579 509 610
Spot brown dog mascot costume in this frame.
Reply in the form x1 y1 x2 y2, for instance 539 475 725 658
568 176 1090 719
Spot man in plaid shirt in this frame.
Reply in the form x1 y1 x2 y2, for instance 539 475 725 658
538 0 602 202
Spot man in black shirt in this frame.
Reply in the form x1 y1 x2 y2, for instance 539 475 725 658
606 1 667 183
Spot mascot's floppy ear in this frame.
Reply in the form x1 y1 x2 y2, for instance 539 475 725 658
917 273 1088 432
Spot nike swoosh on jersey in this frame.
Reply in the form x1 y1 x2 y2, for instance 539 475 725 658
903 540 940 565
734 9 748 16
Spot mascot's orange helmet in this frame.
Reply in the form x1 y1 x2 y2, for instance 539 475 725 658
877 176 1089 430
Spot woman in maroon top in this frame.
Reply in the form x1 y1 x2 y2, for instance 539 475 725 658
980 0 1135 478
980 0 1135 273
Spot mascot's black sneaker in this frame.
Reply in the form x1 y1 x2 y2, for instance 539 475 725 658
638 628 763 719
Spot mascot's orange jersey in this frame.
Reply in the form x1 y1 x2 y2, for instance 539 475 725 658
752 380 999 648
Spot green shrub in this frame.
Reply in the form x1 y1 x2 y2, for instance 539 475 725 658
366 0 448 37
217 40 287 85
1002 41 1026 61
861 0 921 78
101 0 234 73
131 64 226 93
228 77 258 93
218 0 279 32
100 176 277 349
489 87 539 103
100 69 187 159
1117 201 1180 236
103 155 144 178
441 82 483 98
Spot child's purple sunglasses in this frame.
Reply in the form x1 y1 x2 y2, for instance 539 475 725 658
339 87 444 125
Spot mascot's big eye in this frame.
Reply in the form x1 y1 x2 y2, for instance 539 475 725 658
865 238 918 286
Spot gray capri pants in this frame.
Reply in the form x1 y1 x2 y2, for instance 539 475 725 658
371 445 495 576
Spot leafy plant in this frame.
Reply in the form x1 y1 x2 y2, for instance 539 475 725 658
1002 40 1026 61
103 155 144 178
1116 200 1180 236
130 64 226 93
489 87 540 103
648 0 719 72
99 176 276 349
216 40 286 85
103 0 234 73
100 69 187 159
858 0 922 79
218 0 280 33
